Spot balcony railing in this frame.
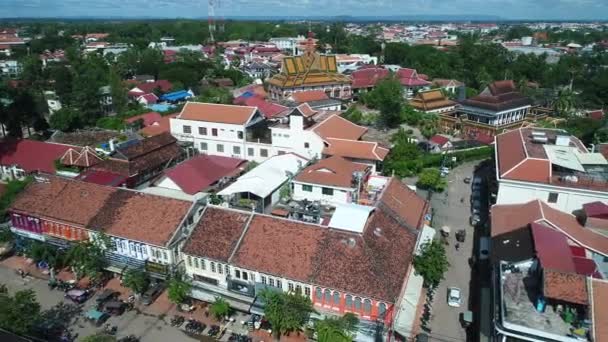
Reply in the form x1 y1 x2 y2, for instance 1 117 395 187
551 173 608 192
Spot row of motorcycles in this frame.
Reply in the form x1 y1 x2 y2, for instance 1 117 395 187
228 333 252 342
184 319 206 334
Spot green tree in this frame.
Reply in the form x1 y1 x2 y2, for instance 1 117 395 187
384 129 423 178
260 289 315 340
413 240 450 288
554 89 577 118
315 313 359 342
65 236 108 280
209 297 232 320
109 67 128 114
416 168 447 192
0 289 41 336
366 77 404 128
419 113 440 139
594 127 608 144
49 107 84 132
476 67 493 91
342 105 364 125
122 269 149 295
167 273 192 305
82 333 117 342
196 86 233 104
0 177 32 217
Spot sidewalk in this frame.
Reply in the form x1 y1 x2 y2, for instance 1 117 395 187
0 255 50 279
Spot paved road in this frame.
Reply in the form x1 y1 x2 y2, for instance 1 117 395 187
0 266 199 342
424 162 482 342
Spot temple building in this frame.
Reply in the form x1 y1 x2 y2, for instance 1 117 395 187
267 32 352 101
409 89 457 114
440 80 532 138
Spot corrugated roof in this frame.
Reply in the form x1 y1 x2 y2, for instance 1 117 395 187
162 155 246 195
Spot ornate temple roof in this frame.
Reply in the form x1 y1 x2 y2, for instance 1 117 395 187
268 32 351 88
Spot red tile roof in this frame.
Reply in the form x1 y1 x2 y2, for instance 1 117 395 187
178 102 257 125
583 201 608 218
186 176 426 302
492 200 608 256
0 139 77 174
294 156 369 188
236 96 288 119
324 138 389 162
531 222 576 273
182 207 251 262
586 109 604 121
129 80 172 95
140 113 179 137
429 135 450 146
76 169 128 187
125 112 163 127
462 80 531 112
162 155 247 195
11 176 191 246
232 215 326 281
136 93 158 104
543 269 588 305
313 114 368 141
350 67 390 89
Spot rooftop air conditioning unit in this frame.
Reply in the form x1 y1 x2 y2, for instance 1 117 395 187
555 135 571 147
532 136 548 144
531 131 546 137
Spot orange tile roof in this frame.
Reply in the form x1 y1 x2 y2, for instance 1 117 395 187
178 102 257 125
543 269 588 305
140 113 179 137
182 207 251 262
592 279 608 342
313 114 368 141
291 90 329 103
232 215 325 282
294 156 369 188
324 138 389 161
11 176 191 247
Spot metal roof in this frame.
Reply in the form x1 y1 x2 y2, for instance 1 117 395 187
328 203 375 233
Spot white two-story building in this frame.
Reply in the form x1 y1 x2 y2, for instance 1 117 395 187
495 128 608 213
291 155 370 206
170 102 386 168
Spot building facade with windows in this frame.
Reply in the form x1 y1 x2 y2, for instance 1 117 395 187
181 178 431 340
495 128 608 213
9 176 199 278
291 156 370 206
170 102 382 166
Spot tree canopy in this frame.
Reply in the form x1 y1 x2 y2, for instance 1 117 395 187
122 268 150 295
413 240 450 288
260 289 315 339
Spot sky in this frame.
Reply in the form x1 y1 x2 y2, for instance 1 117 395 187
1 0 607 20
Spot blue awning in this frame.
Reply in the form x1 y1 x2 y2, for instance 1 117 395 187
160 90 192 102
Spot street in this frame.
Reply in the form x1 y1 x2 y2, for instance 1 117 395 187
418 161 489 342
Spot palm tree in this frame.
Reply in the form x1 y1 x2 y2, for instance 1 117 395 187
554 89 576 118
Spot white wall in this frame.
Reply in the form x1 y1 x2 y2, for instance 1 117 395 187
155 176 182 191
292 181 352 205
497 180 608 213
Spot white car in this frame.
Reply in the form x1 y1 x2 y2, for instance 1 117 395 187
447 287 462 307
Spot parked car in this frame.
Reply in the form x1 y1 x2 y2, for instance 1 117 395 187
65 289 90 304
86 308 109 326
96 289 119 304
447 287 462 307
141 282 164 305
479 237 490 260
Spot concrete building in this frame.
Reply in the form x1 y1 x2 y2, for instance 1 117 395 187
182 178 431 340
291 156 370 206
495 128 608 213
8 176 201 278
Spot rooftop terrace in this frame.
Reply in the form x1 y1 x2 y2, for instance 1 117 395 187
499 261 591 342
